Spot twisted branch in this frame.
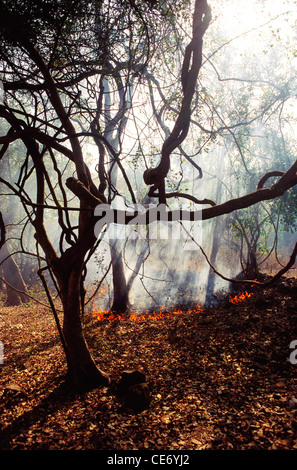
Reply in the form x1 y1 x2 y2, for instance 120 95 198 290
143 0 211 202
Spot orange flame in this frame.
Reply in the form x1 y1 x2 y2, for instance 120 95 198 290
98 287 107 296
229 290 254 304
91 304 203 322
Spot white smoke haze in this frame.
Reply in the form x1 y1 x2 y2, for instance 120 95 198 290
86 169 239 313
82 1 297 314
2 0 297 316
86 218 239 313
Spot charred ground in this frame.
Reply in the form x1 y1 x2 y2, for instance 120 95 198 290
1 276 297 450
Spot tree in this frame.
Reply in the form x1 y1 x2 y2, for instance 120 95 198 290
1 0 297 390
0 212 28 305
0 0 207 388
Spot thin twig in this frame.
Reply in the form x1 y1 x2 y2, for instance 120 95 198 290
180 221 297 287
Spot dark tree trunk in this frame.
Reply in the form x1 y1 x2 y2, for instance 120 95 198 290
61 262 110 389
110 240 130 313
244 247 260 280
0 242 27 306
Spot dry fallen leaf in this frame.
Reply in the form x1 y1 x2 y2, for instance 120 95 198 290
1 280 297 450
191 438 201 445
276 382 286 388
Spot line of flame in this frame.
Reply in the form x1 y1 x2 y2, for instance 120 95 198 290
91 287 254 322
91 304 203 322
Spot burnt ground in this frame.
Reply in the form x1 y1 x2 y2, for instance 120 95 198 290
1 277 297 451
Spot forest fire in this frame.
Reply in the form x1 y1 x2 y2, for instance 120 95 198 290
91 304 203 322
90 285 255 321
229 290 254 304
97 287 107 296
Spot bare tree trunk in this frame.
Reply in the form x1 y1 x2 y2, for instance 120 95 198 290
206 146 226 304
61 260 109 389
0 242 27 306
206 218 223 305
110 239 130 313
101 74 135 314
244 246 260 280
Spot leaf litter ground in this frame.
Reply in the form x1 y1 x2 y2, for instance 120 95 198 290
1 278 297 450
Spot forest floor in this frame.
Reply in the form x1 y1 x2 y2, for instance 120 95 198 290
1 276 297 451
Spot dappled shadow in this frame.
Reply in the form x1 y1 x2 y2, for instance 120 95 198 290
0 375 108 450
2 277 297 450
3 336 63 372
1 377 69 449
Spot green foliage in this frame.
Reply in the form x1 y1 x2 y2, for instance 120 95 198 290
278 186 297 232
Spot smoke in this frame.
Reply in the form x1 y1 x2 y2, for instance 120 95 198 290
86 198 239 313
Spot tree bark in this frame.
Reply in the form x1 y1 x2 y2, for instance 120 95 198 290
110 239 130 313
60 259 109 389
0 242 27 306
244 247 260 280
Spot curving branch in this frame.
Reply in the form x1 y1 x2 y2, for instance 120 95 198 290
257 170 285 190
143 0 211 202
104 157 297 226
165 191 216 206
66 177 106 207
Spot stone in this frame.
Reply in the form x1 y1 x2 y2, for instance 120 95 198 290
124 383 151 412
114 370 151 412
117 370 146 396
